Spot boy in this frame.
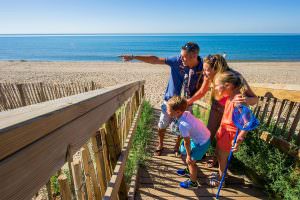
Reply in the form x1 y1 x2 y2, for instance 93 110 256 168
166 96 211 189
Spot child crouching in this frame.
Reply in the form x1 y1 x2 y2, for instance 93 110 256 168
166 96 211 189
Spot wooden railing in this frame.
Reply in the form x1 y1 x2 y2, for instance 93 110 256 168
0 80 145 200
0 81 102 111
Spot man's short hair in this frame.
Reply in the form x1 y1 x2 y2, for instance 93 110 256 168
181 42 200 54
167 96 188 112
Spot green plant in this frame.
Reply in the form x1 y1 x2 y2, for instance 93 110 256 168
125 101 154 183
50 175 60 195
192 105 210 125
235 126 300 199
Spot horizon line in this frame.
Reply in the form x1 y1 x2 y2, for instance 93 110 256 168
0 32 300 37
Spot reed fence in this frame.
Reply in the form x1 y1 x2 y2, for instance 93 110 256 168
0 81 101 111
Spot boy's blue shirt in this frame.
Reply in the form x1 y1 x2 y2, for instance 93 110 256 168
164 55 203 101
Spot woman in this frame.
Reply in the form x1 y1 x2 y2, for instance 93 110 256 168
187 54 258 167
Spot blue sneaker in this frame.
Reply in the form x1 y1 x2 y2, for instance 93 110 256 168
176 168 190 177
179 179 198 189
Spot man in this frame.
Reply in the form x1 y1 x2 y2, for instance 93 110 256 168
120 42 210 156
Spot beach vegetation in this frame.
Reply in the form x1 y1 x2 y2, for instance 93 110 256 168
125 101 154 183
193 104 300 199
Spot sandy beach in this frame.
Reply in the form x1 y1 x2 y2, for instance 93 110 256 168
0 61 299 107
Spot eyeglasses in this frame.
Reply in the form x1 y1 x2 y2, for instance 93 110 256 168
207 54 216 63
182 42 199 53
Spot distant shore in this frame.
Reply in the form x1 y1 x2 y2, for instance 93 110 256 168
0 61 299 107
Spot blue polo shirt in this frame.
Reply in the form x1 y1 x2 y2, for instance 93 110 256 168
164 55 203 101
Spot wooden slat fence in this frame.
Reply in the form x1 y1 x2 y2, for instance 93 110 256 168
0 80 145 200
0 81 101 111
193 87 300 161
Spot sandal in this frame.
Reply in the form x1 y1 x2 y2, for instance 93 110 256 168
154 147 164 156
206 158 218 168
211 172 228 179
211 172 219 179
209 177 224 187
209 176 219 187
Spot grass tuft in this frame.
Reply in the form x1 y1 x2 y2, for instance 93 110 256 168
125 101 154 183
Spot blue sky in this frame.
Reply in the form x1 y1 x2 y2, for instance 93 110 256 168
0 0 299 34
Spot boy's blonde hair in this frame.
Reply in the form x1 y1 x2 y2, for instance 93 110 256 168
214 70 247 98
167 96 188 112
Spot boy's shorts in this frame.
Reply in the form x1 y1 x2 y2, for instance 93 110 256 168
158 101 193 130
216 127 236 153
158 102 172 129
180 139 210 161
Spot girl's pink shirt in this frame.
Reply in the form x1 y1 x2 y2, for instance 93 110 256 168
218 96 228 106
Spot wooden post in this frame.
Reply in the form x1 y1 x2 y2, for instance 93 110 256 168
283 101 295 138
0 84 9 110
260 131 300 160
135 91 140 109
71 159 85 200
117 112 123 147
105 113 128 200
100 128 112 182
260 97 270 123
81 147 95 200
81 144 102 200
105 114 121 163
44 84 52 100
9 83 21 108
58 174 72 200
273 99 287 132
40 82 48 101
121 106 126 148
266 98 277 126
254 96 264 118
91 133 107 196
141 84 145 98
16 84 27 107
66 146 76 197
288 103 300 141
30 83 38 104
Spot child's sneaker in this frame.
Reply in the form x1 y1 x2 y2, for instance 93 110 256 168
179 179 198 189
176 168 190 177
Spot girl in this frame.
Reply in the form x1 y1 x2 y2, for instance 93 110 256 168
187 54 258 168
210 70 249 187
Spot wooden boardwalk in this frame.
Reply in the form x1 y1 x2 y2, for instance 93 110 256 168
135 109 268 200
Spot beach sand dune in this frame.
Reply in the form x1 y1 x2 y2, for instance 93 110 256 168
0 61 299 108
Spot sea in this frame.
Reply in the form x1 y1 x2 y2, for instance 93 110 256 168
0 33 299 62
